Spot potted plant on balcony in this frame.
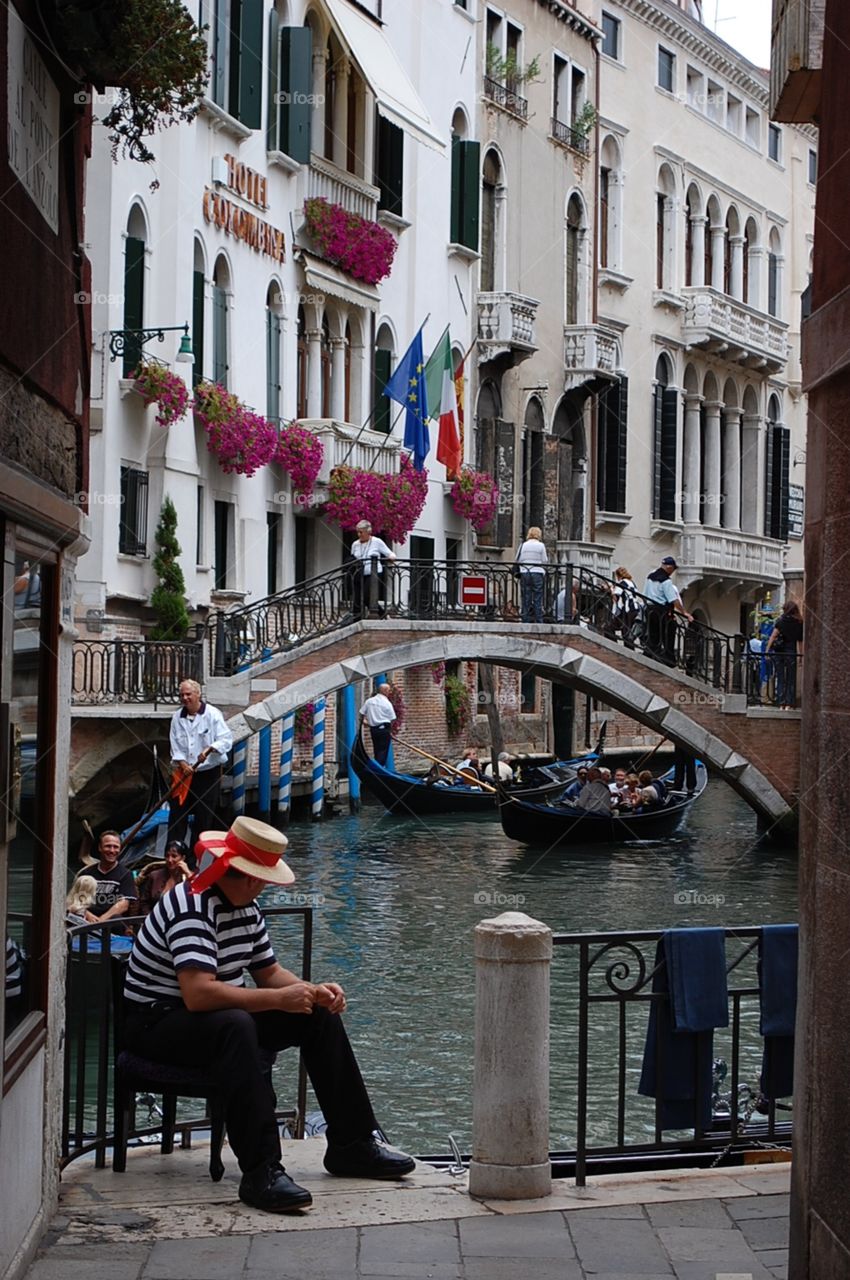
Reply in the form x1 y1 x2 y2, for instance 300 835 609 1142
450 468 499 533
130 361 190 428
273 422 325 503
376 457 429 542
193 382 277 477
149 496 189 642
325 457 428 543
303 198 398 286
47 0 208 167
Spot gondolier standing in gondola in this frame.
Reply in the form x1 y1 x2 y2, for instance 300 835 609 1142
168 679 234 848
359 683 397 766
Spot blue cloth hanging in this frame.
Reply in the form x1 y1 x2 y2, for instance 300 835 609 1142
638 928 729 1131
759 924 798 1100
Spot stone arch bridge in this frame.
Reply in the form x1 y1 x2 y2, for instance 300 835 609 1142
206 619 800 831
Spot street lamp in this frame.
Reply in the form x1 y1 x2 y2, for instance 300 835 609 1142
107 322 194 364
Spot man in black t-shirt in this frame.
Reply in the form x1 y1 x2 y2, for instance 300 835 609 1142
84 831 137 924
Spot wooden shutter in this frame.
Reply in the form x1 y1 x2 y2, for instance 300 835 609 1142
495 418 515 547
660 386 677 521
597 378 628 513
373 347 392 433
377 116 404 215
266 7 280 151
122 236 145 376
450 136 462 244
212 0 228 106
652 384 663 518
614 376 628 513
213 286 228 386
192 269 205 388
279 26 312 162
461 140 481 251
764 423 775 537
267 311 281 421
232 0 263 128
778 427 790 540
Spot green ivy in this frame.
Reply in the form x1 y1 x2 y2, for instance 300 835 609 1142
444 673 471 738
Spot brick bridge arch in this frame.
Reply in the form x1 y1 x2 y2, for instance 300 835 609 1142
211 622 799 830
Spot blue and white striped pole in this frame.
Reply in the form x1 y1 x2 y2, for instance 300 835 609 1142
277 712 295 825
311 698 325 822
341 684 360 813
231 739 247 816
257 724 272 822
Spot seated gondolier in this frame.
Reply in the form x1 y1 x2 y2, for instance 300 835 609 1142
169 679 233 846
123 817 415 1213
642 557 692 666
359 683 396 766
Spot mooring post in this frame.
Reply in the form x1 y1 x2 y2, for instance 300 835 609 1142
469 911 552 1200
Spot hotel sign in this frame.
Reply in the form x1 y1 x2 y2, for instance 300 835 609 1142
7 6 60 232
788 484 804 539
203 153 286 263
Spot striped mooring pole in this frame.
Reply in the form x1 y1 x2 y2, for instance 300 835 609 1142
277 712 295 824
257 724 272 823
311 698 325 822
231 739 248 816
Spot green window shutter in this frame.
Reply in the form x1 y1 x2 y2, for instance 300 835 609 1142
450 136 462 243
192 269 205 388
461 140 480 251
373 347 392 433
267 311 281 421
279 26 313 163
212 0 228 106
266 8 280 151
232 0 263 128
660 386 677 521
377 116 404 215
122 235 145 376
213 286 228 386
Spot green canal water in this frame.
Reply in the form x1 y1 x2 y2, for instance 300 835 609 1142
265 783 798 1159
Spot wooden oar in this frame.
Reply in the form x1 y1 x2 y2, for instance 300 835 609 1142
631 736 668 774
391 735 498 794
119 765 195 853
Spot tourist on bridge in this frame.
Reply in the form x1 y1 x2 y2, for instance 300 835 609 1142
359 683 397 765
515 526 549 623
349 520 395 616
643 557 692 666
766 599 804 710
168 679 233 847
123 817 415 1214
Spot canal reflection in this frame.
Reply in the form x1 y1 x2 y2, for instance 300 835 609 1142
265 783 797 1158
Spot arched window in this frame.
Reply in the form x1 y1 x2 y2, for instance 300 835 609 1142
450 107 480 251
212 256 230 388
324 37 337 162
552 397 586 541
373 323 395 433
320 314 332 417
344 320 352 423
768 227 782 318
123 205 147 375
652 355 678 521
522 397 545 530
656 166 676 291
266 283 283 421
481 149 501 292
743 217 759 306
565 194 584 324
192 238 206 388
599 135 622 272
296 306 308 419
764 394 790 539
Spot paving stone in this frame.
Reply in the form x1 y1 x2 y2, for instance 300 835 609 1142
142 1235 250 1280
768 1267 788 1279
724 1196 790 1222
646 1200 734 1230
459 1210 575 1259
567 1217 674 1274
359 1220 461 1274
570 1204 647 1219
754 1249 789 1269
245 1226 357 1278
25 1262 144 1280
463 1261 583 1280
671 1265 774 1280
736 1217 789 1251
656 1225 772 1264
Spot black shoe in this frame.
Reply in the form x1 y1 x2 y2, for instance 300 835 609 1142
323 1135 416 1179
238 1163 313 1213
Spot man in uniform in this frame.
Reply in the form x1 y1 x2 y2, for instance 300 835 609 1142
168 679 233 845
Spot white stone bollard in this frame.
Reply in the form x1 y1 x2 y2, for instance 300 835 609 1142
469 911 553 1200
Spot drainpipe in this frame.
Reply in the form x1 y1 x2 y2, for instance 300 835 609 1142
589 32 601 547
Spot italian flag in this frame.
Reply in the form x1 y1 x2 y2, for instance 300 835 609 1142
424 328 463 479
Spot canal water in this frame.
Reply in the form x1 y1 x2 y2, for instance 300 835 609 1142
265 782 798 1160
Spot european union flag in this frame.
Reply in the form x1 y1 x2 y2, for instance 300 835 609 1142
383 326 430 471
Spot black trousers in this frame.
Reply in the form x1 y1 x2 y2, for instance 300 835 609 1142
168 765 222 850
644 604 676 666
124 1003 377 1176
351 569 385 616
673 749 697 791
369 723 392 765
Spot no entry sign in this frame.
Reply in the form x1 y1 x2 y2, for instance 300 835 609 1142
460 575 487 606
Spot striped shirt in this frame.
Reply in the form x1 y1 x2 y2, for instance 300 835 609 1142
125 882 276 1006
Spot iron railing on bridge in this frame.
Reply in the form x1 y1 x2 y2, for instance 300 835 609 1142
72 637 203 708
552 927 792 1185
62 908 312 1169
207 558 745 696
743 645 803 709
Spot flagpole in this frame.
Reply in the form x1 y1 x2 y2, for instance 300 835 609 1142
337 314 431 468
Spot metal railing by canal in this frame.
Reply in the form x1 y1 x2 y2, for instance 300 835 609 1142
72 636 203 707
62 907 313 1169
551 927 792 1185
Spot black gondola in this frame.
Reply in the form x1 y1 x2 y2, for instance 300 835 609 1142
498 763 708 845
350 725 604 818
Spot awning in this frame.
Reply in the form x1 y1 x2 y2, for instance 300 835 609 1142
323 0 445 152
297 249 381 311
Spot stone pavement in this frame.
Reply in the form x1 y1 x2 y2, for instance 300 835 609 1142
25 1139 791 1280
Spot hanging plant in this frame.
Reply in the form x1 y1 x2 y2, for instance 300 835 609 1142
294 702 316 749
450 468 499 533
386 684 406 732
444 673 472 738
273 421 324 500
303 197 397 286
431 661 446 686
326 458 428 544
130 361 190 428
193 382 277 477
376 457 429 543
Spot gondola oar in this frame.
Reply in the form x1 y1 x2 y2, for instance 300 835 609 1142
631 736 668 774
390 736 499 794
119 763 196 853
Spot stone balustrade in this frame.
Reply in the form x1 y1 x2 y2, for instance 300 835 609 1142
477 291 539 362
681 286 788 372
563 323 621 390
306 153 380 222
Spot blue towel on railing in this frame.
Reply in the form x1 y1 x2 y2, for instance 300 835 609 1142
638 929 729 1130
759 924 798 1100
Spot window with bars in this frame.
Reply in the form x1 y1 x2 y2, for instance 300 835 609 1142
119 467 149 556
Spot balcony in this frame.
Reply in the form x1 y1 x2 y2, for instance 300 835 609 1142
555 540 614 579
483 76 528 120
477 291 539 364
306 153 380 222
550 116 590 155
677 528 785 592
300 418 401 491
681 287 788 373
563 324 620 392
71 639 204 708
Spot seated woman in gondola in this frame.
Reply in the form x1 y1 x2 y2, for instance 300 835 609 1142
136 841 191 916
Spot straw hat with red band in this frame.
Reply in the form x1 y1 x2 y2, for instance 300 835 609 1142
190 816 295 894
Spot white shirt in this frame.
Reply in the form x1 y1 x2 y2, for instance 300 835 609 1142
485 760 514 781
351 536 394 576
360 693 396 727
170 702 233 770
516 539 549 574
